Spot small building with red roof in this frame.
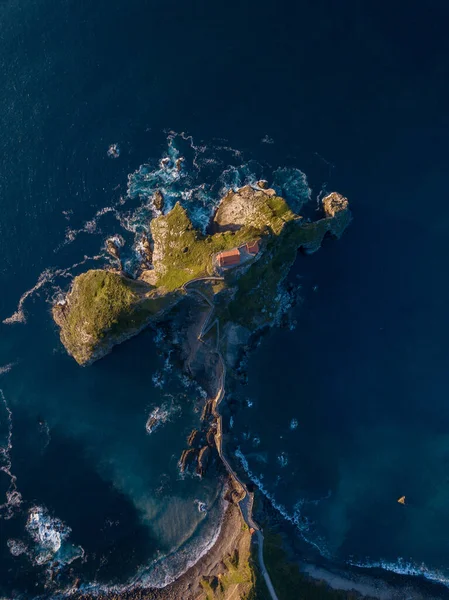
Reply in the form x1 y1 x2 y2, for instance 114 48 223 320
217 248 241 268
246 240 260 255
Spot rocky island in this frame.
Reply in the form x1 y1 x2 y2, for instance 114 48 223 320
53 186 350 366
53 183 351 600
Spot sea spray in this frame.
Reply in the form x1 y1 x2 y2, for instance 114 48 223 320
25 505 84 567
3 254 103 325
348 557 449 590
235 447 330 557
0 390 22 519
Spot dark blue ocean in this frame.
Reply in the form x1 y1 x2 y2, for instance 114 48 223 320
1 0 449 596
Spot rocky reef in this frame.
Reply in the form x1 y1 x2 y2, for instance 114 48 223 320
53 185 350 366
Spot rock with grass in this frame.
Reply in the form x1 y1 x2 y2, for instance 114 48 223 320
53 185 351 366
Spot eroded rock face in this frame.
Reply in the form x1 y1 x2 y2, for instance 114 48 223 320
196 446 211 477
138 233 153 266
153 190 164 212
213 185 277 232
322 192 349 218
187 429 201 447
106 237 123 262
322 192 352 239
179 448 197 473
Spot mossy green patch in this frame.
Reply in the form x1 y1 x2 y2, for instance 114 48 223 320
224 218 333 328
53 270 176 365
150 199 295 292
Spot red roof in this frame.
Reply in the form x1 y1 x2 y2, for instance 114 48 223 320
217 248 240 267
246 240 260 255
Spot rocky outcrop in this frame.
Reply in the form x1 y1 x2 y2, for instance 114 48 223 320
196 446 211 477
187 429 201 447
179 448 197 473
138 233 153 266
322 191 352 238
152 190 164 212
106 237 123 262
212 185 278 232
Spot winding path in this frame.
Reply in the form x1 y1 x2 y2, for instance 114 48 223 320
183 276 279 600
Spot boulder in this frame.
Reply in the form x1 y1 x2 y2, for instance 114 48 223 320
153 190 164 212
322 192 349 218
187 429 200 447
106 238 122 262
179 448 197 473
139 233 153 265
196 446 211 477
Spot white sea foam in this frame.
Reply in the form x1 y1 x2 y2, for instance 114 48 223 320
7 538 28 557
349 557 449 589
235 447 330 557
145 400 180 435
0 362 16 375
194 499 207 513
56 205 118 250
25 505 84 567
272 167 311 213
3 268 57 324
0 390 22 520
151 371 165 389
3 254 103 325
74 494 228 595
277 452 289 467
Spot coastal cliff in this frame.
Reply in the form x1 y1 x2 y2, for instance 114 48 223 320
53 186 350 366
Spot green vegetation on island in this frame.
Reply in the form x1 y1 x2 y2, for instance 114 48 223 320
150 189 295 291
53 185 350 365
53 270 177 365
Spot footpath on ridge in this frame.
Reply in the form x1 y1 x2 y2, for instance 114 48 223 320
183 278 280 600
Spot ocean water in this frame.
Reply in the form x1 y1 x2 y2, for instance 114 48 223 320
2 0 449 597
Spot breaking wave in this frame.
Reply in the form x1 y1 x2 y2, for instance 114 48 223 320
0 390 22 520
75 494 228 595
235 447 330 557
8 506 84 580
145 399 181 434
0 362 16 375
2 255 102 325
349 557 449 590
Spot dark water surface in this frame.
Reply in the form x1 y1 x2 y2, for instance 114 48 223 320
1 0 449 596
